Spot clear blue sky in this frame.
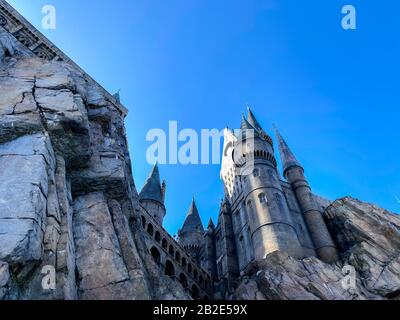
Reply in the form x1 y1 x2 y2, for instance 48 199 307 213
8 0 400 235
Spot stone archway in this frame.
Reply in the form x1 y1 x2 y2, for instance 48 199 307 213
191 284 200 300
165 260 175 278
179 273 188 289
150 246 161 265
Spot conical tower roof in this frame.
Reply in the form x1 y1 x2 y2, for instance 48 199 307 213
139 164 164 204
247 107 263 131
181 199 204 233
239 114 259 139
208 218 215 229
274 126 302 176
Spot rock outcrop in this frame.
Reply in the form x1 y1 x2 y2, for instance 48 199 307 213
0 29 188 300
231 197 400 300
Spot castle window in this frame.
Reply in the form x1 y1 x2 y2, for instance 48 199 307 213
169 245 175 256
253 168 260 178
247 199 253 209
141 216 146 228
147 223 154 236
155 231 161 242
182 257 187 267
175 251 181 262
162 238 168 250
191 284 200 300
188 264 192 274
258 193 268 205
179 273 188 289
150 247 161 265
165 260 175 278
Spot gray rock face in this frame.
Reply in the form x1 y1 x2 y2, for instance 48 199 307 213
0 30 184 300
0 133 54 263
232 197 400 300
325 197 400 299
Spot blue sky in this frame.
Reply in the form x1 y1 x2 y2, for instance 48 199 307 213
8 0 400 235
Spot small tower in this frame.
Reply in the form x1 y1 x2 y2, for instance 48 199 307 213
177 199 205 261
139 164 166 225
205 218 217 279
234 109 304 260
216 196 240 297
275 127 339 263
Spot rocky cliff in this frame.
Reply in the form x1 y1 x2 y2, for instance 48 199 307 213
0 27 189 300
232 197 400 300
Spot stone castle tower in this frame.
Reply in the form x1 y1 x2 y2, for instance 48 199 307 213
140 109 338 299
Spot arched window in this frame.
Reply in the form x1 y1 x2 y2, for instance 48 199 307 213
154 231 161 242
175 251 181 262
188 264 192 274
253 168 260 178
147 223 154 236
165 260 175 277
193 269 198 280
179 273 188 289
150 246 161 265
141 216 146 228
181 257 187 268
191 285 200 300
247 199 253 209
162 238 168 250
169 245 174 256
258 193 268 205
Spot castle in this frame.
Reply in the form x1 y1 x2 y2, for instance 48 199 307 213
138 109 339 299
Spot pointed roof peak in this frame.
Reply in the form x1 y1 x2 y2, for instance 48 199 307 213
274 126 302 176
139 164 164 204
247 108 263 132
180 199 204 233
208 218 215 229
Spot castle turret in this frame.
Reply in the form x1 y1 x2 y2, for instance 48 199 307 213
275 127 338 263
139 164 166 225
234 109 304 260
177 199 205 261
205 218 217 279
216 197 239 296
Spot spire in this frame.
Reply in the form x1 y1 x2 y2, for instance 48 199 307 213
139 164 164 204
240 114 259 139
208 218 215 229
113 89 121 103
247 107 263 131
274 125 302 175
180 199 204 233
